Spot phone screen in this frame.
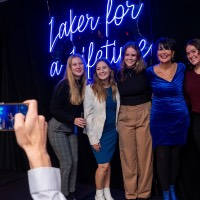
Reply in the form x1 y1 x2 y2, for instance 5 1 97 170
0 103 28 131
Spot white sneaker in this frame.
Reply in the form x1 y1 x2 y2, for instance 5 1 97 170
104 195 114 200
103 188 114 200
95 195 106 200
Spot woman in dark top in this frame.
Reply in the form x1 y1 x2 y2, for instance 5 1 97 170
117 42 153 200
185 39 200 154
146 37 190 200
48 54 87 200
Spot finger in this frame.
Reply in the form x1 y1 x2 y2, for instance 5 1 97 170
44 122 48 143
23 100 38 125
14 113 25 131
14 113 27 146
74 118 79 126
38 115 47 144
44 121 48 133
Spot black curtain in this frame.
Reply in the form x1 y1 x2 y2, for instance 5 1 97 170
0 0 200 199
0 0 56 172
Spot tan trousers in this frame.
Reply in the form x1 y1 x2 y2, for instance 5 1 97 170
117 102 153 199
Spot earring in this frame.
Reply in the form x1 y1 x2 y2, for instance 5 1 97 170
171 56 174 62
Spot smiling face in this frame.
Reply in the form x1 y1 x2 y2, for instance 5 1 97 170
186 44 200 66
124 47 137 68
157 44 174 64
71 57 85 79
96 61 111 82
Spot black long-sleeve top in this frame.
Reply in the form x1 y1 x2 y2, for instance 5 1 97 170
50 79 83 125
117 68 152 105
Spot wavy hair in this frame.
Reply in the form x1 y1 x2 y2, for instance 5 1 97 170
119 41 146 81
63 54 87 105
91 58 117 102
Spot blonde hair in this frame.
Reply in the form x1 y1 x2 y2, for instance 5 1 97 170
64 54 87 105
92 58 117 102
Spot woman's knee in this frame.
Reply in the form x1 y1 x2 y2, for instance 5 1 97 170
97 163 110 172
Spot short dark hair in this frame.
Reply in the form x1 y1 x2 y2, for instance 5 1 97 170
154 37 176 52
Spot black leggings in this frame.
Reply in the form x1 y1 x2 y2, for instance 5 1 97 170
192 112 200 154
156 145 183 191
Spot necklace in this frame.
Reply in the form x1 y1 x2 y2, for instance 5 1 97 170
104 85 110 88
103 81 110 88
125 69 134 77
127 71 134 77
75 80 82 88
105 87 111 97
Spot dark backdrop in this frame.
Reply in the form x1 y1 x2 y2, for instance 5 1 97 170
0 0 200 199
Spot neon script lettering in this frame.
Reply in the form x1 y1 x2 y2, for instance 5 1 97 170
105 0 143 36
49 0 152 78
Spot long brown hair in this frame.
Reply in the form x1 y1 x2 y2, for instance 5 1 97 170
63 54 87 105
120 41 146 81
91 58 117 102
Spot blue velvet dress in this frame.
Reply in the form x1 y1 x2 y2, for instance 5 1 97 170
146 63 190 148
92 87 117 164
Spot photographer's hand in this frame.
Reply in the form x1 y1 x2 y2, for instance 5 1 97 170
14 99 51 169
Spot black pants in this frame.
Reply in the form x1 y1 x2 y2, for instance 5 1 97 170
192 112 200 154
156 145 183 191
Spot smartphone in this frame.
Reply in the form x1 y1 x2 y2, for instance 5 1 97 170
0 103 28 131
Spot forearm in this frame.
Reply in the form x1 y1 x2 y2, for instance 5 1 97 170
26 149 51 169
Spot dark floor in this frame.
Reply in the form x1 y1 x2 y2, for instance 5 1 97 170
0 171 162 200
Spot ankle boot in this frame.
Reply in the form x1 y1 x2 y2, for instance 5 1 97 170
169 185 178 200
95 189 105 200
103 187 114 200
162 190 170 200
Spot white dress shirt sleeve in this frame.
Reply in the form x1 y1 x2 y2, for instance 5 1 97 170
28 167 66 200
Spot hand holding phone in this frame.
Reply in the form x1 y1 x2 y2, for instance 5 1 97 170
14 100 51 169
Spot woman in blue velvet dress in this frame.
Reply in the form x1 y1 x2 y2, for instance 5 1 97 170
84 58 120 200
146 37 190 200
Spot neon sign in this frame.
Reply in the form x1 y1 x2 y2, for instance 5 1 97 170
49 0 153 78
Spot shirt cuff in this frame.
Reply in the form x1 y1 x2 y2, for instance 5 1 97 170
28 167 61 194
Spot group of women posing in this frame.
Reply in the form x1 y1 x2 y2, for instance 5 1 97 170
47 37 200 200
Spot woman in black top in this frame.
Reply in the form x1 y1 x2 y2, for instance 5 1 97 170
48 54 87 200
117 42 153 200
